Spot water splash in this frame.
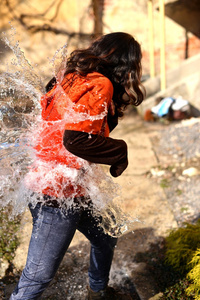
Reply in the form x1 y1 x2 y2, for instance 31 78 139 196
2 24 44 95
0 29 138 237
48 43 68 84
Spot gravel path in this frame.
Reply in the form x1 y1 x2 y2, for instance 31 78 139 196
156 118 200 161
150 117 200 225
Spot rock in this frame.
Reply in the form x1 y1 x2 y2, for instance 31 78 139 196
13 98 35 114
0 258 9 278
182 167 200 177
150 168 165 177
149 292 163 300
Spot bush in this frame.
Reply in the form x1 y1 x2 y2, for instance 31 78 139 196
160 279 194 300
165 220 200 275
187 249 200 299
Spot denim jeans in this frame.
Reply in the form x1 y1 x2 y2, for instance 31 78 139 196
10 202 117 299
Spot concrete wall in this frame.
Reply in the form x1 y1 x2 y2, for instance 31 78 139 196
138 53 200 115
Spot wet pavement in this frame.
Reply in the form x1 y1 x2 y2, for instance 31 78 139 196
2 110 200 300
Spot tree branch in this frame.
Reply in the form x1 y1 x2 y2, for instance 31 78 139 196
4 0 95 40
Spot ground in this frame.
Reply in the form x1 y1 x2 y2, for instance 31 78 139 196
1 109 200 300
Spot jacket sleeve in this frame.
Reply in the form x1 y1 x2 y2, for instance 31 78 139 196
63 130 128 177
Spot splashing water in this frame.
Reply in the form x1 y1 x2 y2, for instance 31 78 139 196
0 30 138 237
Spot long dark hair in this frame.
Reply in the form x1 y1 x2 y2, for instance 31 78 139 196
46 32 145 117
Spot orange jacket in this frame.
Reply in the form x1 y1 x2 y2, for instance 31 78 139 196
35 72 113 164
26 72 114 198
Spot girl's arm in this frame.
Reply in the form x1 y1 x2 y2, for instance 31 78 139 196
63 130 128 177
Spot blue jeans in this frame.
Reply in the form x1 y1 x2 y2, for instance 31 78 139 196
10 202 117 299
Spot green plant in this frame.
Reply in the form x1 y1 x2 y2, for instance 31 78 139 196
186 249 200 299
160 279 194 300
160 179 170 189
176 189 183 196
165 220 200 275
180 207 188 213
0 207 21 262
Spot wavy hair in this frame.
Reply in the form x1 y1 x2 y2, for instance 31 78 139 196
47 32 145 117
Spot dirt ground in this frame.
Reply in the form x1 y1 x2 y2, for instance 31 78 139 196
2 110 200 300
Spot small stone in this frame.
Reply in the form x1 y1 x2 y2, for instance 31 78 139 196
178 175 186 181
182 167 200 177
0 259 9 278
149 292 164 300
150 168 165 177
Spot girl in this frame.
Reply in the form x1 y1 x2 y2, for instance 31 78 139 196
10 32 144 300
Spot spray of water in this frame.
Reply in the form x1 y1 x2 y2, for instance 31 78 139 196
0 29 138 237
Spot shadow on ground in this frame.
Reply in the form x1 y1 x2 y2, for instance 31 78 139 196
1 227 179 300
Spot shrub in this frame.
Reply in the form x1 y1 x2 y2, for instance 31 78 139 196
160 279 194 300
165 220 200 275
187 249 200 299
